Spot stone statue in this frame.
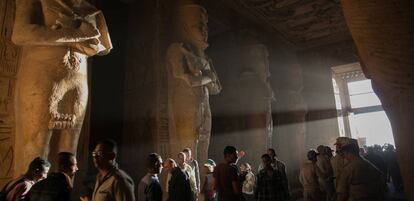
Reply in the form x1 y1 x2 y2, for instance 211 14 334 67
166 5 221 166
12 0 112 174
238 44 274 168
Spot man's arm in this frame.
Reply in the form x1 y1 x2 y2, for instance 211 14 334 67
193 160 200 192
114 178 135 201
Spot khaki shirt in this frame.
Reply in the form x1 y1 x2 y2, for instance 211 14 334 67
331 154 347 184
317 155 333 180
336 157 385 201
92 167 135 201
299 162 322 191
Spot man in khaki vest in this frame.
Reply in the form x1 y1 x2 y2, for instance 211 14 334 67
336 143 386 201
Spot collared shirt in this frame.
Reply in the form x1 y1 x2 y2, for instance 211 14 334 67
187 159 200 192
255 168 288 201
137 173 162 201
299 162 322 192
92 166 135 201
180 164 197 194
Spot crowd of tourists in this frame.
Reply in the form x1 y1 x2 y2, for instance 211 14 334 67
299 137 404 201
0 138 405 201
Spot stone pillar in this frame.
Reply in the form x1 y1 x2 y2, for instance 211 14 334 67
237 43 274 169
274 62 307 189
0 0 20 187
341 0 414 199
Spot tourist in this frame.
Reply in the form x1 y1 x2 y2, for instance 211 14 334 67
336 143 386 201
256 154 289 201
183 148 200 198
258 148 290 200
163 158 192 201
201 159 217 201
316 145 335 201
138 153 163 201
213 146 241 201
26 152 78 201
2 157 50 201
90 139 134 201
240 163 255 201
299 150 324 201
177 152 197 200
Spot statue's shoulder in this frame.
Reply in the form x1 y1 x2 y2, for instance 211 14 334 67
166 42 186 59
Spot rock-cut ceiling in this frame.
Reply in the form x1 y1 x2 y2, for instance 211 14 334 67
221 0 351 48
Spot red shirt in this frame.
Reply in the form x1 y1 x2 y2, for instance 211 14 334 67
213 163 240 201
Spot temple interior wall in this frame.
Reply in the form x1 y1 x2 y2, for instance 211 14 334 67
0 0 361 194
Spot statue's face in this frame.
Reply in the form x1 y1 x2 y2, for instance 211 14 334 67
248 45 270 78
184 12 209 50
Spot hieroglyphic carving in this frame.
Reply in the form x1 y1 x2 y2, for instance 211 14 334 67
0 0 20 187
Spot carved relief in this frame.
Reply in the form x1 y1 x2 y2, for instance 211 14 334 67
0 0 20 186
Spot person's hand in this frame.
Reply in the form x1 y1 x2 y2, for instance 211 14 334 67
80 196 89 201
238 150 246 158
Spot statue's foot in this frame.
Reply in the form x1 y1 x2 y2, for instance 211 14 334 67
49 113 76 129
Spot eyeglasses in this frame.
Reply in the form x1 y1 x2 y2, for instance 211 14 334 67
92 151 111 157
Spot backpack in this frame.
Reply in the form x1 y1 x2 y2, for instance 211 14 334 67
0 178 25 201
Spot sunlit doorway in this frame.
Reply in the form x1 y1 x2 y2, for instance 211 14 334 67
332 63 395 147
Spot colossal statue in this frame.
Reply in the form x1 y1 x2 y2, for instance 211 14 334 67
12 0 112 174
238 44 274 168
166 5 221 166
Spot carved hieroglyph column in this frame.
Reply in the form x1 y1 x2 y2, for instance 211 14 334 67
166 5 221 167
0 0 20 187
12 0 112 174
341 0 414 199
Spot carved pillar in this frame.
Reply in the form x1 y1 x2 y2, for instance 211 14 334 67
0 0 20 186
274 62 307 189
237 43 274 169
341 0 414 199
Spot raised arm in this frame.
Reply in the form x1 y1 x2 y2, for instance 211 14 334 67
12 0 100 46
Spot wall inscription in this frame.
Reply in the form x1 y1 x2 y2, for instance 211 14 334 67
0 0 20 187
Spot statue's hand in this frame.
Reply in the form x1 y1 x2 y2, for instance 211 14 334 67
201 76 212 85
79 21 100 39
71 38 105 56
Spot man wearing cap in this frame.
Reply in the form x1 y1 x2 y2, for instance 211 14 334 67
331 137 355 187
336 143 386 201
299 150 324 201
